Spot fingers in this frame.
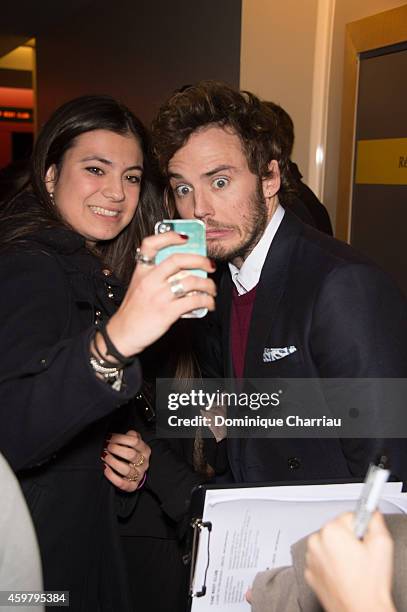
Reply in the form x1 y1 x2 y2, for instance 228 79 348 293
108 430 141 448
107 430 151 460
103 430 150 491
106 442 143 463
103 450 141 477
140 231 189 254
156 252 216 279
171 291 215 317
365 512 393 553
134 232 188 274
103 464 140 493
134 231 215 278
168 274 217 298
366 511 388 536
336 512 354 530
132 252 216 290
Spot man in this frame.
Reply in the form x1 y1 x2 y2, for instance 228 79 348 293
152 81 407 484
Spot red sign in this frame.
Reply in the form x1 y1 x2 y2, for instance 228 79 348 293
0 106 33 123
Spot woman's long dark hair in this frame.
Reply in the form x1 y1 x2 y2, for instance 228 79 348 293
0 95 164 283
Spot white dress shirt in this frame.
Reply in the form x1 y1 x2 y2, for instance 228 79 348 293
228 204 285 295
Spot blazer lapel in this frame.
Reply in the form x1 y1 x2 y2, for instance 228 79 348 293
244 211 302 377
217 270 234 377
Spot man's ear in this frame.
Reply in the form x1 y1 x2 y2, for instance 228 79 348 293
45 165 57 195
262 160 281 200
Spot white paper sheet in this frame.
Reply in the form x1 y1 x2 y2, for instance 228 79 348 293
191 482 406 611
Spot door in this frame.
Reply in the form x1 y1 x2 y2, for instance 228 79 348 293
351 42 407 296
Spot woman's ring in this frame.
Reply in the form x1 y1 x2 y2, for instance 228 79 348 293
169 279 186 298
124 464 140 482
135 248 155 266
130 454 145 467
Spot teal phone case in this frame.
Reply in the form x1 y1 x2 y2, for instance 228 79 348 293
155 219 207 274
154 219 207 317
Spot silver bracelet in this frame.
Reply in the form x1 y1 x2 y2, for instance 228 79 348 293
89 356 124 391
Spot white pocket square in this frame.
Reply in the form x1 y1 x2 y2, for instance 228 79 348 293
263 346 297 362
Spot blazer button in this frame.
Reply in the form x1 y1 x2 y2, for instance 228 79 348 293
288 457 301 470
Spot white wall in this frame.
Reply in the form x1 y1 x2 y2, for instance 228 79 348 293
240 0 319 182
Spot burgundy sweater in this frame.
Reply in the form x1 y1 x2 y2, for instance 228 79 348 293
230 285 257 378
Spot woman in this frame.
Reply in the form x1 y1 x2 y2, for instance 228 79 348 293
0 95 216 611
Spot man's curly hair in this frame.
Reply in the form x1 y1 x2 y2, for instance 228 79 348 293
151 81 292 197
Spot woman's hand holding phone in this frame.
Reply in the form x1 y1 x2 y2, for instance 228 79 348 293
104 230 216 358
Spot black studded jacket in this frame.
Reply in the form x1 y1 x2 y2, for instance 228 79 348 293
0 208 142 611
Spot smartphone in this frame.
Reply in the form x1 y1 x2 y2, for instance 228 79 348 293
154 219 207 318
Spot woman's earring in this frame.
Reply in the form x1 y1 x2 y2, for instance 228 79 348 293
50 192 55 203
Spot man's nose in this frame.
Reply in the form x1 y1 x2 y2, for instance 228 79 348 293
193 189 214 219
102 176 125 201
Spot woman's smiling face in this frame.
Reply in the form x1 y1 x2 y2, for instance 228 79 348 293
46 129 143 246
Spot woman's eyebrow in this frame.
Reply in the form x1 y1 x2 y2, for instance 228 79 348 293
79 156 143 171
80 155 112 165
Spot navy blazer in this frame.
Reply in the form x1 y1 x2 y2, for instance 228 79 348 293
200 211 407 484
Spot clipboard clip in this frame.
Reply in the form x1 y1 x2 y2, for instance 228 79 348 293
189 517 212 598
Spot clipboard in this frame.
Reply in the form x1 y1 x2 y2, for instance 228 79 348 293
186 478 405 611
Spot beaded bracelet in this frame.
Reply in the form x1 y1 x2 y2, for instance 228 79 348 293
89 355 124 392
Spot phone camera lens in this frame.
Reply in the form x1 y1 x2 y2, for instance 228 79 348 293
158 223 172 234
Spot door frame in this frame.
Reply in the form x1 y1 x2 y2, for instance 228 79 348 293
336 4 407 241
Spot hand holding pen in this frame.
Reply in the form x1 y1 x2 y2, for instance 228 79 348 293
305 458 396 612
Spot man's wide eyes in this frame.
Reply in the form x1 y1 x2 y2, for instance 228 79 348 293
174 177 229 196
175 185 192 197
213 177 229 189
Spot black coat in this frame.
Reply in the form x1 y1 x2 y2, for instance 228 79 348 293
118 326 228 612
199 211 407 484
288 162 334 235
0 221 142 611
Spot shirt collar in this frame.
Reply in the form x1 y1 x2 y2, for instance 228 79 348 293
228 204 285 294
